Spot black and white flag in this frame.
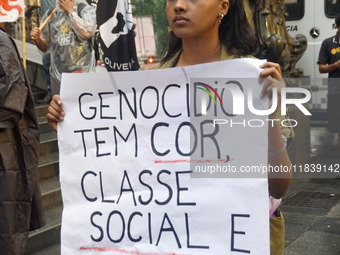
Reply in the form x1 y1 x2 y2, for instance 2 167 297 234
93 0 139 71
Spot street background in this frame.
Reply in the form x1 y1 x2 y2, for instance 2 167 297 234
281 127 340 255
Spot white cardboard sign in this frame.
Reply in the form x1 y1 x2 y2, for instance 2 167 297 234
58 58 270 255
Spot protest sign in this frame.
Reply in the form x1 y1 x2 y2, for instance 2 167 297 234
58 58 270 254
0 0 25 22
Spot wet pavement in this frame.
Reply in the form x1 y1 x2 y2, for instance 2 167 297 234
282 127 340 255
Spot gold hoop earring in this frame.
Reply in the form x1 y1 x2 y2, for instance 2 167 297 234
219 14 224 25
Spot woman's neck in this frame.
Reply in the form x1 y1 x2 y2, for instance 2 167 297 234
176 37 222 67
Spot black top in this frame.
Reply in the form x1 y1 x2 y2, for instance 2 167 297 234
318 33 340 94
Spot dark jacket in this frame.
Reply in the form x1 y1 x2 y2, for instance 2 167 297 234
0 28 45 254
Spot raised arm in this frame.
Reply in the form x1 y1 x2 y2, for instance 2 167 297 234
30 27 49 53
59 0 96 40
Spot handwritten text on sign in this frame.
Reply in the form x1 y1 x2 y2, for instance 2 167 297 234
58 59 270 254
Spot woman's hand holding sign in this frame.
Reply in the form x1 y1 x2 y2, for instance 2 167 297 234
47 94 64 131
259 62 292 198
259 61 286 120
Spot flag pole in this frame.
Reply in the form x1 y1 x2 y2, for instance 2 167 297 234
38 7 57 31
22 8 26 69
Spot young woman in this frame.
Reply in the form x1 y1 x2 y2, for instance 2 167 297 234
47 1 292 253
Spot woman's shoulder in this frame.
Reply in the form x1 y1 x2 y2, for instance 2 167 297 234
143 62 163 70
220 47 256 61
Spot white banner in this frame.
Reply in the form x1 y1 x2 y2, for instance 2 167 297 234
58 58 270 254
0 0 25 22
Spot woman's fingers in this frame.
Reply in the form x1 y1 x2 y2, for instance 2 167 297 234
259 62 286 118
259 62 285 98
259 62 282 78
260 76 284 98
